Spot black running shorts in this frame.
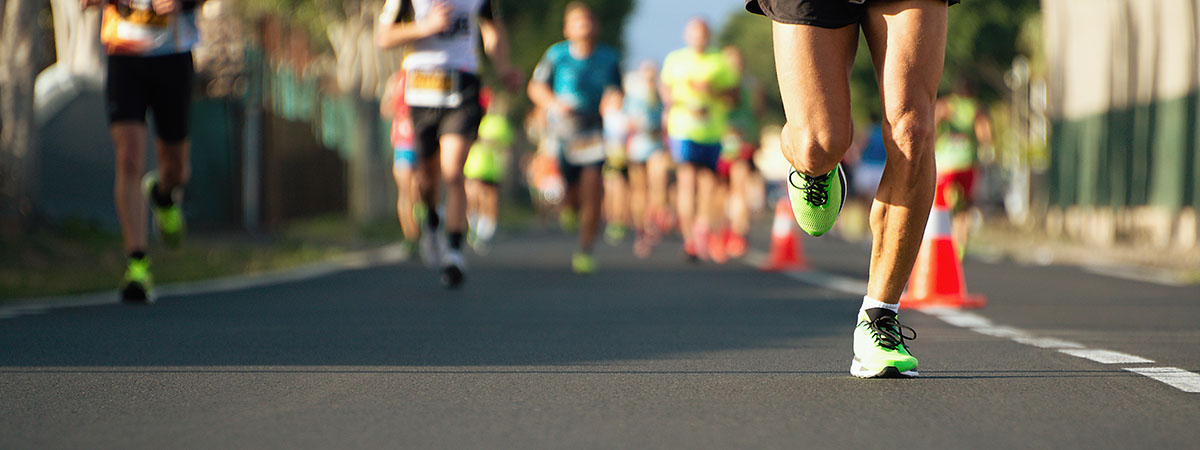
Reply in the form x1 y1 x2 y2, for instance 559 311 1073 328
746 0 959 29
408 72 485 159
106 52 195 143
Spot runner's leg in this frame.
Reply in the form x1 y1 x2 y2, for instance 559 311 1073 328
862 0 947 303
771 23 859 177
675 162 697 244
154 139 190 196
578 165 603 252
628 162 647 233
394 166 419 242
112 122 148 254
439 134 471 243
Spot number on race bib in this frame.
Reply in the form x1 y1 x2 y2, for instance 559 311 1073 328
404 69 462 108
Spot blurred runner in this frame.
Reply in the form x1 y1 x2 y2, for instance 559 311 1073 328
524 106 567 224
378 0 521 288
747 0 955 377
381 71 425 258
528 2 623 274
715 45 763 261
934 81 991 256
464 90 515 254
660 17 738 262
601 93 631 246
622 61 666 258
84 0 206 304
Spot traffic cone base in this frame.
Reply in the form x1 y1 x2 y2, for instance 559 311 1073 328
898 198 985 310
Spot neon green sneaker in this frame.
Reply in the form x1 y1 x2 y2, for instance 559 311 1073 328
142 172 185 249
851 309 918 378
604 223 628 245
119 256 155 304
787 164 847 236
571 252 596 275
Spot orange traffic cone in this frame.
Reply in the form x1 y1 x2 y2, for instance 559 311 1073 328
899 191 985 309
763 197 809 271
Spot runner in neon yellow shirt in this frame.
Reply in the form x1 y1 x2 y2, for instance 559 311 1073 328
660 17 739 262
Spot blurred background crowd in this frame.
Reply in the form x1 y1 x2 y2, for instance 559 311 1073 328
0 0 1197 296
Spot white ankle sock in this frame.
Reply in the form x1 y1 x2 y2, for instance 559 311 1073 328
860 296 899 314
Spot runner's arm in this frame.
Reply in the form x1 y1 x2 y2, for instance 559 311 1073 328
376 0 449 49
478 1 523 91
528 51 570 115
600 57 624 117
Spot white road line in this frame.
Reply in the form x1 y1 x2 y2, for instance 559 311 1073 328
1009 336 1085 349
1125 367 1200 393
1082 265 1188 287
0 244 408 320
752 251 1191 392
926 310 993 328
1058 348 1155 364
744 250 867 296
782 271 868 296
966 325 1031 339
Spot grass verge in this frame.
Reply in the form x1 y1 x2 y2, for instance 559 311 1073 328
1 216 406 302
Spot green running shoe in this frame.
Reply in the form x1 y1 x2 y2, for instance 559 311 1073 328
119 256 155 304
787 163 846 236
571 251 596 275
143 172 185 249
604 223 628 245
851 308 918 378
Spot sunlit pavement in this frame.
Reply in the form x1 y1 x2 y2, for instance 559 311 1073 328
2 229 1197 448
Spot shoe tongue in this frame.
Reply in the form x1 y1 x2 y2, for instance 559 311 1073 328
864 307 897 322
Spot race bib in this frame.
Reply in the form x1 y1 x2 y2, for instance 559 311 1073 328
404 69 462 108
563 132 605 166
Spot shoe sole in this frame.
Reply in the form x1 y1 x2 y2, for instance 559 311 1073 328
440 265 464 289
120 283 156 305
850 358 918 378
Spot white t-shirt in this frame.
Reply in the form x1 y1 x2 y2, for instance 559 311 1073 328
378 0 495 74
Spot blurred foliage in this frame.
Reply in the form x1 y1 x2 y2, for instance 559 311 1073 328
717 11 784 127
942 0 1040 100
718 0 1041 127
498 0 634 75
238 0 348 48
232 0 634 115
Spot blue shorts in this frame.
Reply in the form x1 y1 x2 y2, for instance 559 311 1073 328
670 139 721 171
394 146 417 170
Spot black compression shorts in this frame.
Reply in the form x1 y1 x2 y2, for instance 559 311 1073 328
746 0 959 29
106 52 195 142
408 71 484 159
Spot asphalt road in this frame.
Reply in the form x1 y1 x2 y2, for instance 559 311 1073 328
2 229 1197 449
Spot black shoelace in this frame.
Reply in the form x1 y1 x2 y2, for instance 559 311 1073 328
866 315 917 353
789 169 830 207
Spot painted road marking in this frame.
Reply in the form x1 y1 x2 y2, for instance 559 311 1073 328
1008 336 1086 349
1125 368 1200 393
1058 349 1155 364
757 262 1197 393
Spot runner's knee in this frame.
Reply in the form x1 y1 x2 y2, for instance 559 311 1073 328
883 109 935 163
115 149 143 177
781 123 850 175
